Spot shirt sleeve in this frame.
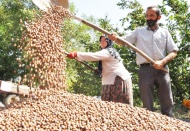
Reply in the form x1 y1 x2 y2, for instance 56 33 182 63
77 49 110 62
165 29 179 53
123 29 138 45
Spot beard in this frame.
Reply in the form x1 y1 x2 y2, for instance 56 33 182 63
146 19 158 27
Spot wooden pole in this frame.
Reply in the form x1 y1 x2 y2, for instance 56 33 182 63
73 15 168 73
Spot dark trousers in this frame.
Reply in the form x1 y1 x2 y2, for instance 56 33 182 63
138 65 173 117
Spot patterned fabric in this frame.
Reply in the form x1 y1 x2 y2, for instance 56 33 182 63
98 48 121 74
98 36 121 73
102 36 121 62
106 47 121 62
101 75 133 106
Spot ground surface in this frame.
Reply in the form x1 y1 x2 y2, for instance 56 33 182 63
155 104 190 123
173 106 190 123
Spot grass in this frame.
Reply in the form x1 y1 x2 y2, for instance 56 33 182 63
153 103 190 123
173 104 190 122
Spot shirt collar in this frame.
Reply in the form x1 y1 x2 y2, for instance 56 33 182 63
146 26 159 31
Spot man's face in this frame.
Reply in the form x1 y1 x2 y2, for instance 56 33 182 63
146 8 158 21
146 8 160 27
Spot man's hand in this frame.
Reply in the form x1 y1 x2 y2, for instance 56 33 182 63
67 52 77 59
153 51 177 70
153 60 165 70
108 33 124 45
108 33 118 41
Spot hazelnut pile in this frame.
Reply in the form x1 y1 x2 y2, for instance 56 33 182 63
2 5 188 131
0 89 190 130
18 6 71 90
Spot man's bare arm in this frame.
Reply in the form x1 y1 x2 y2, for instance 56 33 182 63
153 51 178 69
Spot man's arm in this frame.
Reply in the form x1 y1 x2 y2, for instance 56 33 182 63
153 51 178 69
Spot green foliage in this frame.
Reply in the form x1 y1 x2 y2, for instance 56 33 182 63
116 0 190 106
115 0 146 106
64 7 102 96
159 0 190 102
0 0 36 80
1 0 189 104
117 0 146 31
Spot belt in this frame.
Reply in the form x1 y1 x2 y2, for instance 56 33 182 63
140 63 152 67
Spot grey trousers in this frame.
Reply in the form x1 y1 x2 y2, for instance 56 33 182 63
138 65 173 117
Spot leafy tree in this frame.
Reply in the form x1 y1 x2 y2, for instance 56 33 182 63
159 0 190 101
65 8 132 96
65 4 102 96
0 0 36 80
1 0 189 103
116 0 190 106
0 1 102 95
116 0 146 106
65 2 142 98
